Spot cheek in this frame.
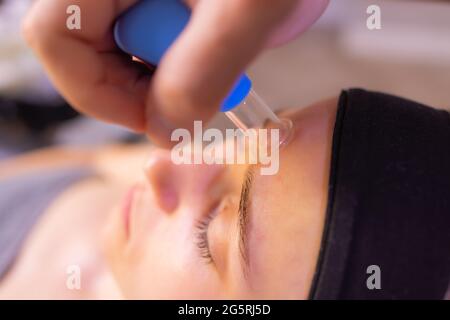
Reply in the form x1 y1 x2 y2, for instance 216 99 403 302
121 220 190 298
101 206 127 277
107 207 222 299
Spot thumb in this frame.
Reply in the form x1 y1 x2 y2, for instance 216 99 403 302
147 0 298 145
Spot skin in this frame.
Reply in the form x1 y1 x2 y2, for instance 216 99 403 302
0 98 337 299
22 0 329 147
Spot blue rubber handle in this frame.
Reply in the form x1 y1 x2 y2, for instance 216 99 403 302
114 0 251 112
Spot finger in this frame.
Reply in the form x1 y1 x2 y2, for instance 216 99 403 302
25 0 138 41
266 0 329 47
147 0 299 142
23 0 149 131
185 0 330 49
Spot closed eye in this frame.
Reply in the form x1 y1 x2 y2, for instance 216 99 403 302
194 216 214 264
194 165 255 265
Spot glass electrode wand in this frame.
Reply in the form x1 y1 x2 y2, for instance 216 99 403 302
223 83 293 143
114 0 293 143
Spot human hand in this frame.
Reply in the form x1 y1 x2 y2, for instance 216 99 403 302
24 0 329 147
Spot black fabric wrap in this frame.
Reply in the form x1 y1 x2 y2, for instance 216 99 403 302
309 89 450 300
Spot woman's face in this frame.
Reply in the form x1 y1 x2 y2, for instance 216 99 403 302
103 98 337 299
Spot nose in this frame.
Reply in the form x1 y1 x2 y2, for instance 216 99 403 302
144 149 226 213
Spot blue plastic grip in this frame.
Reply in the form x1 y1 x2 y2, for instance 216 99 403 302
114 0 251 112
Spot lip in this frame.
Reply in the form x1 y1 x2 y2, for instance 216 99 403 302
121 184 142 237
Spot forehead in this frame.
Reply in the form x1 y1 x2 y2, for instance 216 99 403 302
244 101 337 297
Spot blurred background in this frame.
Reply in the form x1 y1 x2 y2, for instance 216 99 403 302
1 0 450 160
249 0 450 111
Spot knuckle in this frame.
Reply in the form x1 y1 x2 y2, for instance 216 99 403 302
21 13 39 46
157 75 202 111
156 74 218 124
21 3 57 49
241 0 291 8
22 8 46 48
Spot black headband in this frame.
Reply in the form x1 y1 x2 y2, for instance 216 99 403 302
309 89 450 299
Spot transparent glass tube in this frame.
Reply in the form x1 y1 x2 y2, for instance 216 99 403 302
225 89 293 145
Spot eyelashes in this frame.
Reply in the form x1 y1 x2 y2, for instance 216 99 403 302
194 200 228 264
194 216 214 264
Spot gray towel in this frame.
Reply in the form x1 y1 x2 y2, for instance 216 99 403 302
0 167 93 279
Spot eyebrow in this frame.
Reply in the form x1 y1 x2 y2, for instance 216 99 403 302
237 165 256 277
